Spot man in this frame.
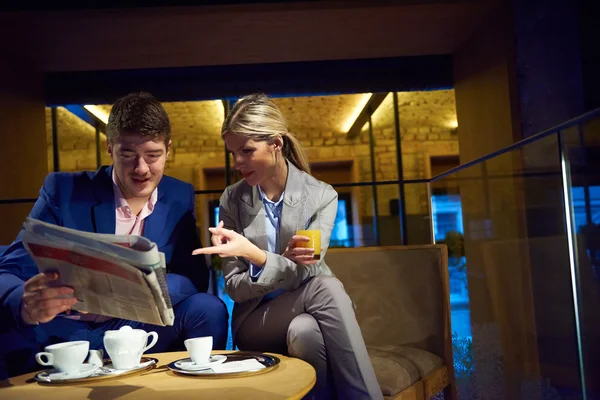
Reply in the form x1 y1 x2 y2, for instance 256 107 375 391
0 92 228 379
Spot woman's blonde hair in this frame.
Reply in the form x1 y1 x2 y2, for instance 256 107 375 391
221 93 310 174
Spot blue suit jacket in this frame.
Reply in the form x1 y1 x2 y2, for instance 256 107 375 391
0 166 208 331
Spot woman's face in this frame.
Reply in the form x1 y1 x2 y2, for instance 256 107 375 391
223 133 278 186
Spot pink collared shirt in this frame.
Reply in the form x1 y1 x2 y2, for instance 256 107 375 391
65 172 158 323
113 171 158 236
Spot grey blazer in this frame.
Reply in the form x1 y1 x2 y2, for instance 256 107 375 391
218 161 338 339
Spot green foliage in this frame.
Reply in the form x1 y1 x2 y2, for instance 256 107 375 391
442 230 466 271
452 332 474 377
443 230 465 258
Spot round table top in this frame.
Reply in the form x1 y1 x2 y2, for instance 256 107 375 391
1 351 316 400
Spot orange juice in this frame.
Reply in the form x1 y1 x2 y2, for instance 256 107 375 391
295 229 321 260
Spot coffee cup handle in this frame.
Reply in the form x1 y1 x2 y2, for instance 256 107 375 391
142 331 158 354
35 352 53 366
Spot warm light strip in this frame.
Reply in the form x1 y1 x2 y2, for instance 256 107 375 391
83 105 109 124
341 93 372 132
447 119 459 129
214 100 225 122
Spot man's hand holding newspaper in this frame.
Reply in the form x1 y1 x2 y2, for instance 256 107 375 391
21 271 79 325
20 218 175 326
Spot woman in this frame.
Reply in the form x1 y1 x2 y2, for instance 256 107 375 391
193 94 382 399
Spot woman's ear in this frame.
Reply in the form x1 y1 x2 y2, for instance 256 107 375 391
273 136 284 152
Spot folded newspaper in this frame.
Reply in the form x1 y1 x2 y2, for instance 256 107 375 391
21 218 174 326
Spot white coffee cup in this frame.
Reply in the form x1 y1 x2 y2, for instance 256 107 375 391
35 341 90 374
104 326 158 370
184 336 213 364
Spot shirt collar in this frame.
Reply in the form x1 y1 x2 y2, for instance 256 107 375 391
257 185 284 207
112 169 158 212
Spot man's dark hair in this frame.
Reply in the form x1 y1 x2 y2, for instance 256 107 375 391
106 92 171 145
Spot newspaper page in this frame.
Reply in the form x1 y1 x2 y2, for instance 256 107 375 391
21 218 174 326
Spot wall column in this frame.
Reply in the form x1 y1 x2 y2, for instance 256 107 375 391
0 61 47 244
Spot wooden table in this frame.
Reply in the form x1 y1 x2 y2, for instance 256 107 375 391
0 351 316 400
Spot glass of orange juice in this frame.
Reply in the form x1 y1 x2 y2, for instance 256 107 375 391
295 229 321 260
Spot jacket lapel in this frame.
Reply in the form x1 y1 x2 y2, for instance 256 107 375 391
279 163 309 254
143 184 168 246
91 166 116 234
239 184 268 251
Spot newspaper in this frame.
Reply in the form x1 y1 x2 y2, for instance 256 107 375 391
21 218 174 326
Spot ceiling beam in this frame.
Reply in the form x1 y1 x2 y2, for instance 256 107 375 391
346 92 388 139
82 109 108 133
4 2 494 72
62 105 107 133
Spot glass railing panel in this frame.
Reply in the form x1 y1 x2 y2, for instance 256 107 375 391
562 113 600 399
195 190 223 247
397 89 459 246
326 183 362 249
431 132 583 398
403 181 433 245
374 182 412 246
374 182 403 246
333 183 376 247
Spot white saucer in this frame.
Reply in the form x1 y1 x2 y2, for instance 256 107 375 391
174 355 227 371
102 358 157 374
38 363 99 381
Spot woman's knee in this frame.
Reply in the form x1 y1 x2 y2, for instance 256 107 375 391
308 275 351 302
286 314 324 358
310 275 344 292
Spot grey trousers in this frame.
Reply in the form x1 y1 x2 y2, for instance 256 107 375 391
236 275 383 400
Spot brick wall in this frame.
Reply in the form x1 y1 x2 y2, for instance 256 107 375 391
48 90 458 232
371 90 459 216
281 90 458 217
45 107 111 172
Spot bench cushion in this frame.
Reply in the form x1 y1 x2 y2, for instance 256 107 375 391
369 345 443 396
